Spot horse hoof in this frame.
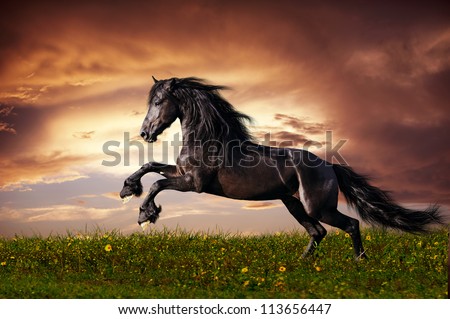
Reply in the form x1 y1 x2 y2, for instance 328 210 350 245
149 205 162 223
140 221 150 231
149 213 159 224
120 179 143 198
138 205 162 226
122 194 133 204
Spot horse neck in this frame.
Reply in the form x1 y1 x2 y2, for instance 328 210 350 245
179 110 198 147
180 122 194 145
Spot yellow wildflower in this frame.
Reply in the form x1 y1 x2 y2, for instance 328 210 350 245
279 266 286 272
366 235 371 241
241 267 249 274
104 244 112 252
1 261 6 266
315 266 322 272
243 280 250 287
345 233 350 238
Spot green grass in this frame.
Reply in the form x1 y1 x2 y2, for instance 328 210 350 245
0 228 447 298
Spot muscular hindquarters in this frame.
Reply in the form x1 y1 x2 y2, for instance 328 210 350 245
294 154 340 219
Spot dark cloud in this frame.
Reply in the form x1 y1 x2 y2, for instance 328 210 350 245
0 103 55 156
423 69 450 109
0 122 16 134
402 163 448 195
0 105 16 116
0 104 17 134
270 131 322 148
274 114 327 135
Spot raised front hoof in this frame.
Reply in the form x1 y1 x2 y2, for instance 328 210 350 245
148 209 161 224
120 179 143 200
138 205 162 229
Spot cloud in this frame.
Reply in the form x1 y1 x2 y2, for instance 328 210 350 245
101 192 121 200
70 192 122 204
130 110 145 116
0 104 57 158
1 173 89 192
243 202 281 210
252 113 326 148
0 85 51 104
74 199 86 206
345 29 450 86
0 122 16 134
0 204 129 223
274 114 327 135
268 131 322 148
0 105 16 116
0 151 90 191
0 104 17 134
73 130 95 139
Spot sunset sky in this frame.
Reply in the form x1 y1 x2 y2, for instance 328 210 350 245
1 1 449 237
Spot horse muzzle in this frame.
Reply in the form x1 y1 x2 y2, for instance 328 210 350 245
140 130 158 143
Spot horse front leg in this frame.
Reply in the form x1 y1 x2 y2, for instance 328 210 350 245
119 162 178 202
138 174 196 228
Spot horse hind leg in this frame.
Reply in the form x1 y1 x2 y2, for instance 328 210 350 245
282 196 327 258
320 209 367 260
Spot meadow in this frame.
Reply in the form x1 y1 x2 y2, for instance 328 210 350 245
0 228 447 298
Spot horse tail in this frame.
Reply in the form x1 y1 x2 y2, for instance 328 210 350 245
332 164 444 233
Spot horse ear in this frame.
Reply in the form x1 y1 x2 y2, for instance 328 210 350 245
152 76 159 83
163 78 177 92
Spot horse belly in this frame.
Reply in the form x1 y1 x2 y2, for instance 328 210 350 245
207 166 298 200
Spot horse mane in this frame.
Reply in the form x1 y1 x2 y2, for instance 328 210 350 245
171 77 254 155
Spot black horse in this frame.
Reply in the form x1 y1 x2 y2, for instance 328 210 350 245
120 77 443 259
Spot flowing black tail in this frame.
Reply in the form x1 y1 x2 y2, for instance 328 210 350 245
332 164 444 233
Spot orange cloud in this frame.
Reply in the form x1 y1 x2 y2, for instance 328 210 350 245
243 202 281 210
0 151 90 191
0 105 17 134
0 122 16 134
73 131 95 139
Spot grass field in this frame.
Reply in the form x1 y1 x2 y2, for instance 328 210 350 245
0 228 447 298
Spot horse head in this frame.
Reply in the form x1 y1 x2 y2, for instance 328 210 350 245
140 77 179 143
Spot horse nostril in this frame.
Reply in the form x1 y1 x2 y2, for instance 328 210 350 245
140 131 148 139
